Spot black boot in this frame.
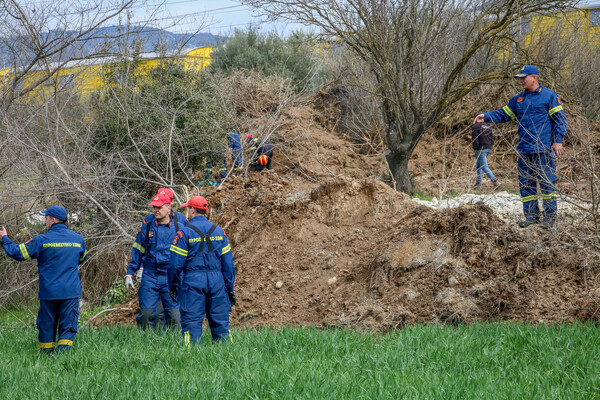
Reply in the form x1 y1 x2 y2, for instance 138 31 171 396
518 218 539 228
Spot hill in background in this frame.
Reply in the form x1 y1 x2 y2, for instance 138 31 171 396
0 26 224 68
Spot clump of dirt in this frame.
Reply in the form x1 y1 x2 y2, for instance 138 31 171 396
98 87 600 331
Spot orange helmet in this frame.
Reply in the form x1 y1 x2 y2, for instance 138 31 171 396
258 154 269 166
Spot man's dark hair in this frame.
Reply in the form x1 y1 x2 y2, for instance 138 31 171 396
194 208 206 215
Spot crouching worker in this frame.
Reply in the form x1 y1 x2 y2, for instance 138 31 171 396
0 206 87 354
125 193 181 329
169 196 236 345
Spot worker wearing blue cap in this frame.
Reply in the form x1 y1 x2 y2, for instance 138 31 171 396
0 206 87 354
474 65 567 228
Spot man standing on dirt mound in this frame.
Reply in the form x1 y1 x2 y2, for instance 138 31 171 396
169 196 236 345
125 192 182 329
0 206 87 354
474 65 567 228
129 188 187 328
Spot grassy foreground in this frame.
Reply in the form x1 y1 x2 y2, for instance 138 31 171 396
0 323 599 399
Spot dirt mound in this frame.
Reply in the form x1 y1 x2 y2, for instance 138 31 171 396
99 96 600 331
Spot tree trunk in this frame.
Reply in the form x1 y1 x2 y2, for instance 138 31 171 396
386 151 412 194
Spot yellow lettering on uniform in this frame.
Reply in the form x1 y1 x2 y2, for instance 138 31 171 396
189 236 223 243
43 243 81 248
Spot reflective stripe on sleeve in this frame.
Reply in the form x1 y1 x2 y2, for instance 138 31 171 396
132 242 145 254
19 243 31 260
548 105 563 116
503 105 516 120
170 245 188 256
221 244 231 255
79 250 87 262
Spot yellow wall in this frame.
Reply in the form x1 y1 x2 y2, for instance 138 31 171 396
1 46 215 101
519 7 600 49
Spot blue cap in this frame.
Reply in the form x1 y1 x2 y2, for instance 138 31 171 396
514 65 540 78
39 206 68 221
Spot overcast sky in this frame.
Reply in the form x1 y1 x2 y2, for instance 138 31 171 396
136 0 306 35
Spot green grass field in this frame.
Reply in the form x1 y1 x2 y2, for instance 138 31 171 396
0 323 599 399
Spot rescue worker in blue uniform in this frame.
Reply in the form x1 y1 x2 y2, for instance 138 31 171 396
247 135 274 172
228 130 243 175
204 130 244 184
0 206 87 354
204 157 227 186
133 187 187 327
474 65 567 228
125 193 181 329
169 196 236 344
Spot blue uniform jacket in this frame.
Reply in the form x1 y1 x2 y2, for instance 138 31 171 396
169 215 235 293
126 211 186 275
228 131 241 150
484 84 567 154
1 223 87 300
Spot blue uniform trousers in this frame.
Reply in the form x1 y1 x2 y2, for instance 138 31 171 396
179 270 230 344
37 298 79 351
518 153 557 220
232 147 243 175
137 269 179 329
205 159 227 181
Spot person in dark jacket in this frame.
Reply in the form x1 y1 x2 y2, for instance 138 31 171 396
1 206 87 354
125 193 181 329
471 114 498 188
169 196 236 345
474 65 567 228
247 135 273 172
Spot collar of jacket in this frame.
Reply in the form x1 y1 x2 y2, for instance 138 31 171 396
190 215 208 223
154 218 172 227
523 84 543 96
49 223 67 231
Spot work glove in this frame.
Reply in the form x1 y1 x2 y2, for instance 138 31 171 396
228 291 237 307
169 286 178 303
135 267 143 283
124 275 135 292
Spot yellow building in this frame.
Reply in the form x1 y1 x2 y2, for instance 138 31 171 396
0 46 215 101
517 2 600 47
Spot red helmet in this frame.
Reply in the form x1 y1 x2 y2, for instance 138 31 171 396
258 154 269 166
246 134 253 142
181 196 208 210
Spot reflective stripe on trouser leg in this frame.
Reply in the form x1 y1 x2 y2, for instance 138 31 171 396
179 284 205 344
205 160 213 180
536 153 557 219
37 300 59 347
57 298 79 345
518 154 540 220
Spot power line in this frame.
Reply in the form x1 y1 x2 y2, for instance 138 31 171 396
9 1 250 22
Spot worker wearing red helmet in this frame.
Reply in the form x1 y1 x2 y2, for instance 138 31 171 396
169 196 236 344
126 188 187 328
125 192 183 329
247 135 273 172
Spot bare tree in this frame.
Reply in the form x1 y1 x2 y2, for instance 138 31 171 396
243 0 576 193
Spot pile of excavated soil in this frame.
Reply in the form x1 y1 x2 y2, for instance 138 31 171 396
98 101 600 331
